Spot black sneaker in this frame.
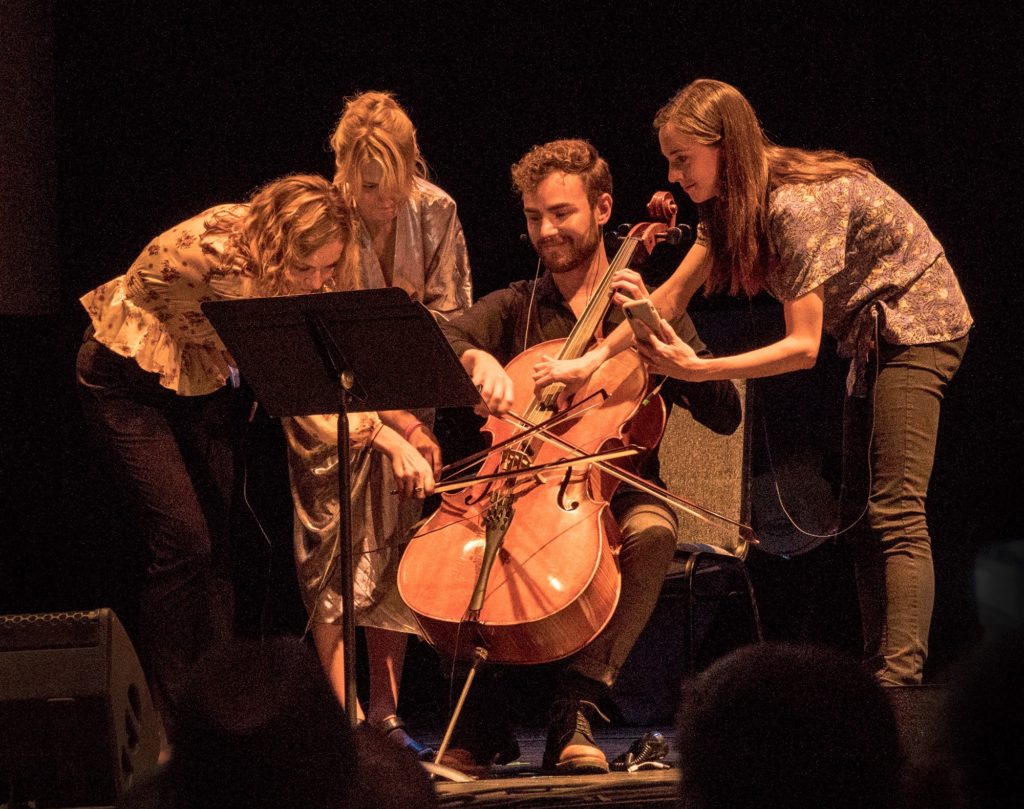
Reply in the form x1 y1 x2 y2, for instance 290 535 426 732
610 731 670 771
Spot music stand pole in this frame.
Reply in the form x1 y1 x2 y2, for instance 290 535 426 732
336 384 357 726
310 318 359 728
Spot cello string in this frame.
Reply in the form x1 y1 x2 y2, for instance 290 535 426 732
416 218 674 668
432 446 642 494
439 390 609 478
522 255 543 356
500 411 725 527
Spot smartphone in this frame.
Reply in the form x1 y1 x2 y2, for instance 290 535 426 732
622 298 662 337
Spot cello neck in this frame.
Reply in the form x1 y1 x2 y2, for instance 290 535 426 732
557 236 642 361
525 234 645 422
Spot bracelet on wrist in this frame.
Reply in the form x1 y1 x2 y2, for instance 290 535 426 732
401 420 425 441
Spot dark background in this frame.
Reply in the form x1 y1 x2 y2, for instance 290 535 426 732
3 2 1021 698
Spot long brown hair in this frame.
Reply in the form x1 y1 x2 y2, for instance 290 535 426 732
654 79 872 296
206 174 356 296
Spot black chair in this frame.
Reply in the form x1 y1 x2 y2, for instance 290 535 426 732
612 382 763 724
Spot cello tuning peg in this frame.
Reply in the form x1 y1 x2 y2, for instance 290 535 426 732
662 227 684 246
616 223 632 237
658 224 693 247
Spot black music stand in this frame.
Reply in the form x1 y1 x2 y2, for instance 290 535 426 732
202 288 480 727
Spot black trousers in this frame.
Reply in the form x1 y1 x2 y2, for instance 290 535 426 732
76 337 238 740
564 489 679 690
841 335 968 685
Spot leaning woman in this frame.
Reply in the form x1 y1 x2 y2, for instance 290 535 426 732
77 175 365 753
536 79 972 686
286 91 472 757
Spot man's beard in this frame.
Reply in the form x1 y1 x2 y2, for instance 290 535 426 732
536 224 602 275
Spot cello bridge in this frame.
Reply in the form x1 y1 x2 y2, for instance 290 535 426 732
500 448 532 471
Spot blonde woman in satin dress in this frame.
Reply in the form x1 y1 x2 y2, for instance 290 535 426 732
285 91 472 756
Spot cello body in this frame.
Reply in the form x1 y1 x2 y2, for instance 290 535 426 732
397 340 664 664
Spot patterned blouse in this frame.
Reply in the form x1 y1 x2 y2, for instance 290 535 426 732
764 172 973 371
79 202 382 445
80 205 254 396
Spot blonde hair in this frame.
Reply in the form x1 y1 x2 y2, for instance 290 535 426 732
206 174 356 296
510 138 612 205
330 91 427 210
654 79 872 296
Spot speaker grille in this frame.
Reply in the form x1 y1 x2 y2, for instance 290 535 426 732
0 610 104 652
0 608 160 805
658 380 750 555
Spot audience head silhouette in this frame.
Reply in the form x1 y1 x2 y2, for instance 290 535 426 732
123 637 356 808
675 642 902 809
943 629 1023 808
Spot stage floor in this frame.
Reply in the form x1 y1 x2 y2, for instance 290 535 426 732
420 724 681 807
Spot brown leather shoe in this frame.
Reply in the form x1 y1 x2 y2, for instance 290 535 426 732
542 699 610 774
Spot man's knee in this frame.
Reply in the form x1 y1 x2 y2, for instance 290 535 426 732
619 523 677 574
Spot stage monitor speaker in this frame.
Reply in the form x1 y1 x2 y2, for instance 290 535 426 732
657 379 751 555
0 608 160 808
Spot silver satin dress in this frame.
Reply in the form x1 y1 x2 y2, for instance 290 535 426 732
286 178 472 630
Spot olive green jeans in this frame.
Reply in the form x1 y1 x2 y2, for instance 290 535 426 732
841 335 968 685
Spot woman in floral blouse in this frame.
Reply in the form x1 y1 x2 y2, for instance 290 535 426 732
76 174 436 753
536 79 972 686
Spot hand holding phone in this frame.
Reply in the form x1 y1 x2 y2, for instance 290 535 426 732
622 298 662 338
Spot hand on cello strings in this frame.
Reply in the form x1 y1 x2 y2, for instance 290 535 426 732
531 267 655 392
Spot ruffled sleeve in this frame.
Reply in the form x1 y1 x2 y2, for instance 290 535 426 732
79 206 249 396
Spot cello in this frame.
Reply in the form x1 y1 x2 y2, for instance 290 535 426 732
397 194 684 665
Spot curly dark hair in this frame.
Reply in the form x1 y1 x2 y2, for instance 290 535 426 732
510 138 612 205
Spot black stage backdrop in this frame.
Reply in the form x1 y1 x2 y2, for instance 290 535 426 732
2 2 1021 686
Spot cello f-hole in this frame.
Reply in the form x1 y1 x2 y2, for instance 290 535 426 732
464 480 494 507
556 467 581 511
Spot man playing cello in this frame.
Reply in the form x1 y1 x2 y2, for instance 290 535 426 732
436 139 741 774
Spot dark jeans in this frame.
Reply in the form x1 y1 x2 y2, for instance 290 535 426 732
841 335 968 685
76 337 238 738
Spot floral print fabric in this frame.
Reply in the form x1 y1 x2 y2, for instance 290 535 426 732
79 205 253 396
766 172 973 362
